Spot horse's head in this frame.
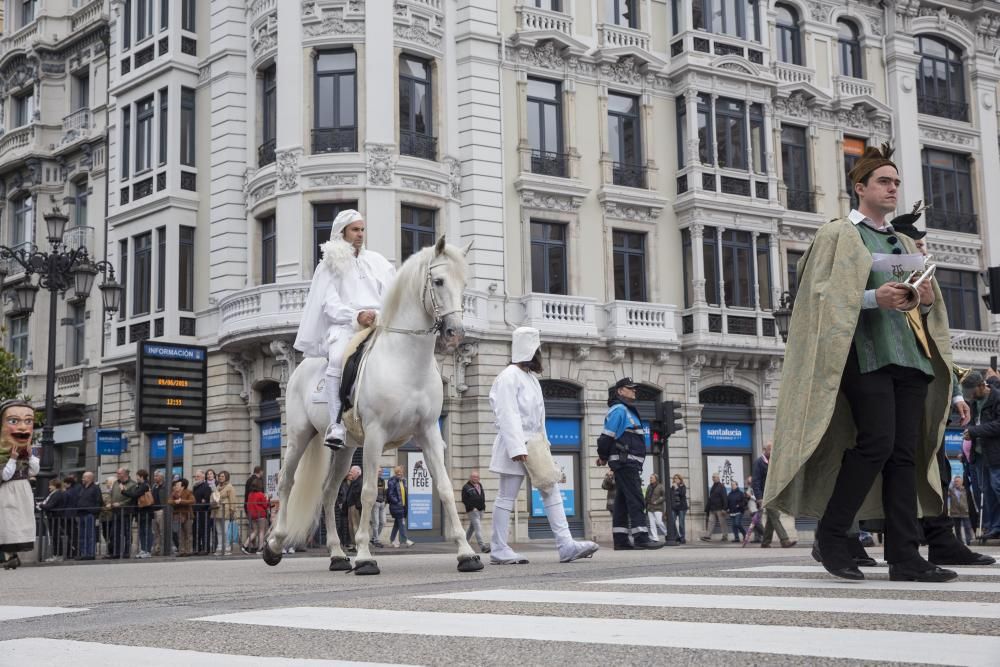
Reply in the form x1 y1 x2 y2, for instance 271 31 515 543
425 236 470 351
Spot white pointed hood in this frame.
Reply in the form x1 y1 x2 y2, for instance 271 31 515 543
511 327 540 363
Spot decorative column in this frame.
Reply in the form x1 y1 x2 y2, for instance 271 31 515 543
690 222 706 305
273 1 305 281
564 78 580 179
751 231 761 311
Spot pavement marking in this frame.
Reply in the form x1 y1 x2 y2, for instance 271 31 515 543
597 575 1000 593
726 565 1000 577
195 606 999 666
0 638 409 667
0 606 85 622
419 588 1000 619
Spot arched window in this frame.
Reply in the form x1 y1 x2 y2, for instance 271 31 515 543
774 4 801 65
916 36 967 121
837 19 862 78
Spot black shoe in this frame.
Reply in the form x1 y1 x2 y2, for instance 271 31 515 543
323 438 345 451
634 537 664 550
928 548 996 566
613 543 634 551
889 561 958 582
815 530 864 581
813 539 878 568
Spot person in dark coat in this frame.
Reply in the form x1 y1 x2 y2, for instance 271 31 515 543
387 465 412 547
132 469 153 558
344 466 363 548
670 474 688 543
461 470 489 553
963 371 1000 544
727 481 747 542
700 473 728 542
62 475 81 559
192 470 213 555
38 479 67 562
753 443 796 548
76 471 102 560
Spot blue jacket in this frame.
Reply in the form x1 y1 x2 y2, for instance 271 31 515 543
597 400 646 470
387 476 407 519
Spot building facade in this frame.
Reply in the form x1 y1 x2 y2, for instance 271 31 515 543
3 0 1000 541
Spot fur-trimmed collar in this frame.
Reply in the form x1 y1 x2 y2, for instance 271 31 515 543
321 238 361 275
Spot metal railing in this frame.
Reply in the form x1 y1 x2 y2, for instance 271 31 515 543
925 208 978 234
917 95 969 122
257 138 276 167
612 161 647 189
400 130 437 161
530 149 568 178
311 127 358 154
784 187 814 213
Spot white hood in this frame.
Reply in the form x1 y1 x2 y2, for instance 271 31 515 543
330 209 363 239
511 327 540 363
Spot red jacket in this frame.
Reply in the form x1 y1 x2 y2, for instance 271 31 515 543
246 491 269 520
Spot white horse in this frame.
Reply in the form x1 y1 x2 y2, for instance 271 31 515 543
263 237 482 574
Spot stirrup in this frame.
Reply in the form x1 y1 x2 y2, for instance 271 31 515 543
323 436 345 451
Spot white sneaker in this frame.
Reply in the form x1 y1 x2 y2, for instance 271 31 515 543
558 540 599 563
391 540 400 548
489 549 529 565
405 539 414 547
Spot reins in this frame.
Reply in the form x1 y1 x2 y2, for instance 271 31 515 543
376 259 463 337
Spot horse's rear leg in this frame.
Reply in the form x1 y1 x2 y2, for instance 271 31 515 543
416 429 482 571
325 447 354 571
265 430 312 558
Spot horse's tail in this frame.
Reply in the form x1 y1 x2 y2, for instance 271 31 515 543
281 433 329 546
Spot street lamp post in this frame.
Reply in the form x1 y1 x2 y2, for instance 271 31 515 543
0 206 122 489
773 291 795 343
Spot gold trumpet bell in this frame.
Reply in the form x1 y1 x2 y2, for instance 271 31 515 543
953 365 972 383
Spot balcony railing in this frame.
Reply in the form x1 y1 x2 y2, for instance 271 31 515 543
773 62 814 85
1 241 31 277
257 138 276 167
63 226 95 252
520 293 599 338
62 108 92 133
598 23 649 52
400 130 437 161
71 0 105 31
517 5 572 34
612 162 647 189
834 75 874 98
218 281 312 343
925 209 978 235
0 125 34 156
604 301 678 345
784 188 814 213
311 127 358 154
530 150 568 178
917 95 969 122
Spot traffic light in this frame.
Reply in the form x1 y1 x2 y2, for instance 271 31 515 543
659 400 683 437
649 420 664 455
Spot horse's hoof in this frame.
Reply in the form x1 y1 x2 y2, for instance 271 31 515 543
261 544 283 567
328 556 352 572
457 554 484 572
353 559 380 575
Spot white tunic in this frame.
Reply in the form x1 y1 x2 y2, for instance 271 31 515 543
294 249 396 358
489 365 546 476
0 455 39 548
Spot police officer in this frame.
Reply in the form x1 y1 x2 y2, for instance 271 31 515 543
597 377 663 550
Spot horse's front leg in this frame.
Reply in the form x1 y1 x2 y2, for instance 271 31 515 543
416 428 483 572
352 428 383 575
324 448 354 571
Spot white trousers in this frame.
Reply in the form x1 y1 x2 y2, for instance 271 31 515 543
647 511 667 541
490 473 572 556
325 333 353 439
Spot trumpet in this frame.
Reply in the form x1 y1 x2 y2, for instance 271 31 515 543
897 254 937 312
953 364 972 383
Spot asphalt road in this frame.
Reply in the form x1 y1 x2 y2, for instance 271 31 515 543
1 541 998 666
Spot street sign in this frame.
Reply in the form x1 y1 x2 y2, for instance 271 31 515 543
136 341 208 433
96 429 126 456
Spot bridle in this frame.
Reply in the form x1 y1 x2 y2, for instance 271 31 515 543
377 259 463 336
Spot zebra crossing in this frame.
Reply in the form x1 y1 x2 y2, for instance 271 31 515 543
4 557 998 665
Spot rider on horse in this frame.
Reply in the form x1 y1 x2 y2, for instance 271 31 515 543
293 209 396 451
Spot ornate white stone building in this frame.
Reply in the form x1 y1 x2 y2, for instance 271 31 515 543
3 0 1000 541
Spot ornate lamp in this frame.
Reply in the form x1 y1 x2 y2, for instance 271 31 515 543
773 291 795 343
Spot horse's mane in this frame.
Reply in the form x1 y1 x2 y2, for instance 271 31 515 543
380 242 468 325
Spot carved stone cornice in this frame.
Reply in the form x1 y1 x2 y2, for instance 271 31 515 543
365 143 396 187
228 353 254 404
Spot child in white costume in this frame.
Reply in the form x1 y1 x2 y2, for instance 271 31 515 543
293 210 395 449
488 327 599 564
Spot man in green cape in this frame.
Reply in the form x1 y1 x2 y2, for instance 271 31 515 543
764 143 957 582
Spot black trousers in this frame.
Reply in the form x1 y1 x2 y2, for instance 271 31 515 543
821 350 928 565
611 466 647 544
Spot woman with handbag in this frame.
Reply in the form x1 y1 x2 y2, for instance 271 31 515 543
133 470 154 558
213 470 238 555
0 400 40 571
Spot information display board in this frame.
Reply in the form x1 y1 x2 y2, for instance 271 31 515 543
137 342 208 433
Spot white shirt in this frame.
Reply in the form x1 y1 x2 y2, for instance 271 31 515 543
489 365 546 476
294 248 396 358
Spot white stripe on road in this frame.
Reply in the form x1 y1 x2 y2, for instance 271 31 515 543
0 606 85 621
0 638 408 667
597 576 1000 593
420 588 1000 619
195 606 999 666
726 565 1000 577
